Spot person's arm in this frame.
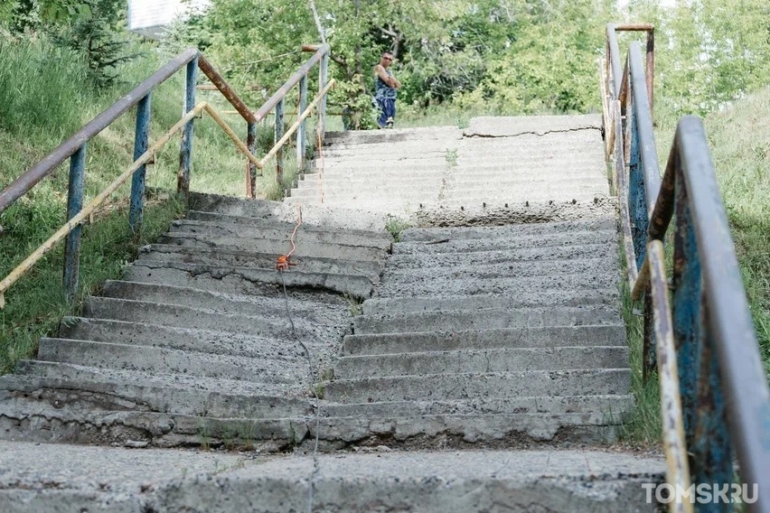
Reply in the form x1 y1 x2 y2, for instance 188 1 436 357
374 64 397 88
391 75 401 89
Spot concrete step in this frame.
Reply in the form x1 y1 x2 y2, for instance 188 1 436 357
399 218 616 241
341 325 627 356
0 443 664 512
297 167 605 184
380 257 617 283
185 210 392 243
385 244 616 271
59 317 332 362
324 127 462 145
392 229 617 254
375 273 619 298
82 297 343 341
169 218 392 251
322 394 634 418
187 192 388 232
136 245 383 284
158 231 387 263
3 361 311 418
0 396 302 450
37 338 304 384
465 114 601 137
125 259 376 299
353 306 621 334
324 369 631 403
334 346 629 378
101 280 351 321
361 290 621 316
284 191 606 208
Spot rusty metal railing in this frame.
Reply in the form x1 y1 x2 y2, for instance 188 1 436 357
0 45 333 307
603 23 770 513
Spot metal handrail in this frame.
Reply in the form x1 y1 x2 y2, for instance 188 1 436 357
603 22 770 513
0 45 333 307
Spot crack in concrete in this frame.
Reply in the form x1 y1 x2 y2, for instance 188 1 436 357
464 126 601 138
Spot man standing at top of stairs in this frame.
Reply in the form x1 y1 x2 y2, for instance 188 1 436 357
373 51 401 128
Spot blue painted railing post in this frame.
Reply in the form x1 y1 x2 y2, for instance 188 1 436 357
628 112 648 271
297 74 308 172
178 56 198 196
672 169 702 459
318 52 329 145
246 122 257 198
275 98 285 189
692 297 733 513
63 144 86 302
129 93 151 233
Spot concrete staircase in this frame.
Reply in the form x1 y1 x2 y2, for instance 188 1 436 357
0 116 664 512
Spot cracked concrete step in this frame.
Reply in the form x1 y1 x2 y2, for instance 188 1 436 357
465 114 601 136
0 400 303 450
0 444 664 513
158 232 387 263
322 394 634 418
169 219 392 251
324 369 631 403
185 210 392 243
37 338 304 384
101 280 351 320
82 297 342 341
375 274 619 298
399 218 616 241
341 326 626 356
380 257 617 283
353 306 621 334
392 229 617 254
334 346 629 378
59 317 331 361
187 192 389 232
362 290 621 316
2 361 311 418
125 260 376 299
137 245 384 283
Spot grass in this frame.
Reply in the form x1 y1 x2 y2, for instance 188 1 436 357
0 36 328 374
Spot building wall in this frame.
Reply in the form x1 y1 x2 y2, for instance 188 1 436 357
128 0 210 38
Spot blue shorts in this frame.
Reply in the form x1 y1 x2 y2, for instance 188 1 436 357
376 98 396 128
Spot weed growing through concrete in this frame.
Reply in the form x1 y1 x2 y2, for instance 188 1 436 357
385 215 411 242
445 149 459 168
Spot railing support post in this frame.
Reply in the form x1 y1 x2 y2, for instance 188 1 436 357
297 74 308 172
317 52 329 146
247 122 257 198
275 98 285 189
63 144 86 303
178 56 198 197
129 93 151 233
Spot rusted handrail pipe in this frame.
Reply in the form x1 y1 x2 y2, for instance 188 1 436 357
0 48 199 213
254 45 329 122
606 23 654 112
198 55 257 124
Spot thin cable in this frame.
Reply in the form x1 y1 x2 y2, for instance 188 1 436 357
279 270 321 513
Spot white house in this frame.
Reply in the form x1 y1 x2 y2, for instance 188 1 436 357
128 0 211 38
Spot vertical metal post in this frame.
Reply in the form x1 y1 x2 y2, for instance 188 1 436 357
63 144 86 302
691 296 733 513
297 74 308 172
317 51 329 145
247 122 257 198
129 93 151 233
672 168 701 451
645 29 655 119
177 56 198 196
275 98 284 188
628 106 648 271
